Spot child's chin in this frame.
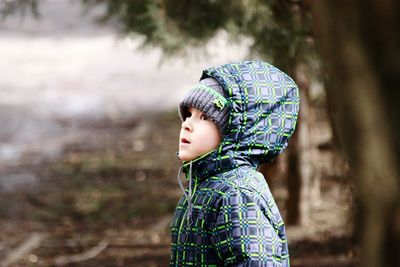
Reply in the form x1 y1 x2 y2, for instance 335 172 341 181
179 153 194 162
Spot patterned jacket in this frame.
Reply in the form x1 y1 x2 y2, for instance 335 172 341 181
170 61 300 266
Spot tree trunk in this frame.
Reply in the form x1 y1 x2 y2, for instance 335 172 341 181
286 62 314 226
311 1 400 266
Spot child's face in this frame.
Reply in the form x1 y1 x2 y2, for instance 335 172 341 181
179 106 221 162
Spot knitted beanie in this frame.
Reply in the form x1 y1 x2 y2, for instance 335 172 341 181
178 77 230 135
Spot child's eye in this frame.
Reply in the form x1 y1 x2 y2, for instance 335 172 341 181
185 111 192 119
200 114 209 120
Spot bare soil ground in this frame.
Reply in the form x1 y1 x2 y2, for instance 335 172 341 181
0 110 359 266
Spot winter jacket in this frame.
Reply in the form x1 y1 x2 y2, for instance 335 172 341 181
170 61 300 266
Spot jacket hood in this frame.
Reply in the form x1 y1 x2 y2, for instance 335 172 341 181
182 61 300 179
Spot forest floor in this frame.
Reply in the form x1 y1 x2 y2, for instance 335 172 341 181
0 109 359 267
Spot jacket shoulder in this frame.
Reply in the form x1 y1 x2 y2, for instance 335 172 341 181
200 166 269 199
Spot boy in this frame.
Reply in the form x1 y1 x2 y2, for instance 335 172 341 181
171 61 300 266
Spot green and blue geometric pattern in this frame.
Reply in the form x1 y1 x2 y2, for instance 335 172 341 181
170 61 299 266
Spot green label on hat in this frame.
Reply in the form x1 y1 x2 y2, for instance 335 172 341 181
214 99 225 110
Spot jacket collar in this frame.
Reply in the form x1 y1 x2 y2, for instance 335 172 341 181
181 149 257 182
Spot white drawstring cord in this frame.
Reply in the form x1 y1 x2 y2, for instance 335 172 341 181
177 161 194 224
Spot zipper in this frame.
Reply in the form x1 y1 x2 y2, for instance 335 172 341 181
175 169 200 264
174 149 215 264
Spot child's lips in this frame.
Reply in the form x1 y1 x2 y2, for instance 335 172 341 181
181 138 191 144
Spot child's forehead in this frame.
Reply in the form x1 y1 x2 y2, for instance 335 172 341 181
187 106 203 113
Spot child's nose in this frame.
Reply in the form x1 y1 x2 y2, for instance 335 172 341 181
182 119 192 132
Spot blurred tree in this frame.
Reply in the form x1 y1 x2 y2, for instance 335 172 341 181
79 0 316 65
312 1 400 266
0 0 38 19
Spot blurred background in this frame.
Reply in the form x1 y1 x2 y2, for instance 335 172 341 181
0 0 398 266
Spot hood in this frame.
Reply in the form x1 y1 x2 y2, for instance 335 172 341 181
182 61 300 179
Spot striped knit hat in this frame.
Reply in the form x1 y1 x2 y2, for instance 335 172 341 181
178 77 230 135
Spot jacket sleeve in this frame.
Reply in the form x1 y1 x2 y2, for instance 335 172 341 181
210 189 287 266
